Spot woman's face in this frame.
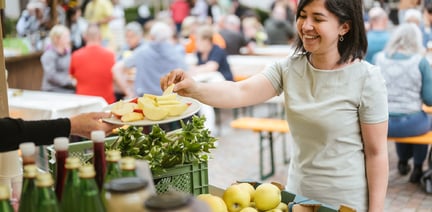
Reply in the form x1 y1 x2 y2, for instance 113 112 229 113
296 0 348 56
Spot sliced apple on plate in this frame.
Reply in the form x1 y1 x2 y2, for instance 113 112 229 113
120 112 144 122
162 83 175 96
142 103 169 121
111 101 137 117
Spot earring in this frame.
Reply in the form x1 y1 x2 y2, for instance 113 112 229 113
339 35 344 42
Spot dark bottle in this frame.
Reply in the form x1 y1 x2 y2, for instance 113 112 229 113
19 142 36 166
120 157 137 177
92 130 107 191
60 157 81 212
78 164 106 212
0 184 14 212
35 173 60 212
104 150 122 184
53 137 69 201
18 164 38 212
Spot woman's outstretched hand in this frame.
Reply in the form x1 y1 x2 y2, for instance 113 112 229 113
160 69 197 97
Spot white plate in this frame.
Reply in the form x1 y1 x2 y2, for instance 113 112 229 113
102 97 201 126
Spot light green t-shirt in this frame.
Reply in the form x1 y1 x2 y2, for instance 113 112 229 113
262 55 388 212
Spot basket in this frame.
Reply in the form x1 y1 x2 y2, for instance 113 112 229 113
46 136 209 195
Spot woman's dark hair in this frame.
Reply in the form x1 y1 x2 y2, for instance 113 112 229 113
293 0 367 64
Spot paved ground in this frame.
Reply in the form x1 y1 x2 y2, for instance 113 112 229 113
207 105 432 212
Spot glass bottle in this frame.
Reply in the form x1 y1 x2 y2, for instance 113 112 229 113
104 150 122 184
60 157 81 212
104 177 151 212
35 173 60 212
78 164 106 212
120 157 137 177
19 142 36 166
53 137 69 201
0 184 14 212
18 164 38 212
92 130 106 191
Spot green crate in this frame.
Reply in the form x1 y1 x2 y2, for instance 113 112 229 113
46 136 209 196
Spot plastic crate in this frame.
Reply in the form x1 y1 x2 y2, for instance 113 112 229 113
46 136 209 196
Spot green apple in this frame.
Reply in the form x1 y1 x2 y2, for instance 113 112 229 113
254 183 281 211
197 194 228 212
222 184 251 212
239 207 258 212
236 183 255 202
142 102 169 121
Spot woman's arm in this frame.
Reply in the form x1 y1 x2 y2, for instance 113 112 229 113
361 121 389 212
161 70 277 108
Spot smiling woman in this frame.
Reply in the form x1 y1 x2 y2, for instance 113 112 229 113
160 0 388 211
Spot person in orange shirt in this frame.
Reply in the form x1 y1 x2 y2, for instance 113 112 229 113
181 16 226 53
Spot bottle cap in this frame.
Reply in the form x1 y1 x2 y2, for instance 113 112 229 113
144 191 192 210
23 164 38 178
36 173 54 187
106 150 121 162
120 157 136 171
91 130 106 142
79 164 96 178
53 137 69 151
0 184 10 200
65 157 81 169
104 177 148 193
19 142 36 157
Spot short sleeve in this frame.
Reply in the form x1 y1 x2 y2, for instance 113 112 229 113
261 59 287 95
359 65 389 124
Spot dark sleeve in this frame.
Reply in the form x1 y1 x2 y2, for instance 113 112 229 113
0 118 71 152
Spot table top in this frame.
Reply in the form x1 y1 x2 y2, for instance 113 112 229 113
8 88 108 120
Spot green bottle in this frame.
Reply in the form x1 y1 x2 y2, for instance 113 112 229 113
18 164 38 212
35 173 60 212
60 157 81 212
0 184 14 212
119 157 137 177
104 150 122 184
78 164 106 212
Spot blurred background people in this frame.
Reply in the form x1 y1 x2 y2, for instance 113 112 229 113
365 6 390 63
242 16 268 48
40 24 75 93
373 23 432 183
264 4 295 45
112 21 187 97
83 0 114 46
181 15 226 53
65 6 88 52
170 0 191 34
218 14 247 55
108 0 126 52
16 0 49 37
70 24 116 104
189 24 233 81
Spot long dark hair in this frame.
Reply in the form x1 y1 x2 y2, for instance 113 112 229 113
294 0 367 64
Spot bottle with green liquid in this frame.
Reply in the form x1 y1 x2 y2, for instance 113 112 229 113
0 184 14 212
60 157 81 212
35 173 60 212
78 164 106 212
18 164 38 212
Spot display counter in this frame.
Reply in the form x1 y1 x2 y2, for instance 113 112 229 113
5 51 44 90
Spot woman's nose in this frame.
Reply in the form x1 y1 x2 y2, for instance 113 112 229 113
301 19 313 31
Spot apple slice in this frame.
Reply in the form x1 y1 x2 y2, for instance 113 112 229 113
158 102 188 116
111 101 136 116
162 83 175 96
142 103 169 121
120 112 144 122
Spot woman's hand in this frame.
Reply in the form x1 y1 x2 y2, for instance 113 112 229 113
69 112 119 138
160 69 198 97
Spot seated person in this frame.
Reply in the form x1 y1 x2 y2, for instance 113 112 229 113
189 25 233 81
180 16 226 53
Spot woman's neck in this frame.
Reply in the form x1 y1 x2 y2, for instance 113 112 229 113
309 54 350 70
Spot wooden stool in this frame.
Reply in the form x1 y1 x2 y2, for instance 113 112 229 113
231 117 290 180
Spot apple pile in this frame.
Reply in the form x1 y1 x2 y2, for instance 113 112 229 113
110 85 189 122
197 182 287 212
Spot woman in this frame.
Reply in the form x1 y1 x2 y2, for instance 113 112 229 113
374 23 432 183
40 24 75 93
161 0 388 211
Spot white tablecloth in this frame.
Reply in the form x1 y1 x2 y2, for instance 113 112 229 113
8 88 108 120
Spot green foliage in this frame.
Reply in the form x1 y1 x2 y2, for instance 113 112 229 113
106 115 217 173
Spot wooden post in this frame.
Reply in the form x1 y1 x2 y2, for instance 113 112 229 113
0 0 23 204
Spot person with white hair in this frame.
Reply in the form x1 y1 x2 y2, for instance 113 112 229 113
365 6 390 63
112 21 187 97
373 23 432 183
219 14 247 55
402 8 432 48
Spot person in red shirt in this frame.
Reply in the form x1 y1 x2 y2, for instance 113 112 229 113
170 0 191 33
70 24 116 103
